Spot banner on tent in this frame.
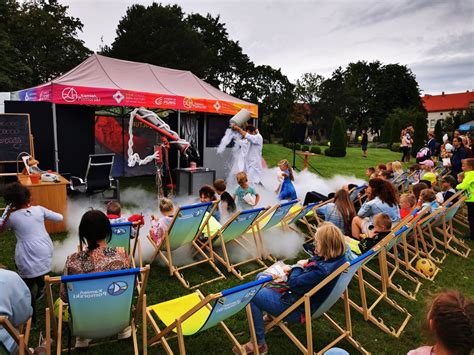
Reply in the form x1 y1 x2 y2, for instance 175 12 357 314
16 84 258 118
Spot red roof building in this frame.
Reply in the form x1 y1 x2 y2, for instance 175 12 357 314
422 91 474 129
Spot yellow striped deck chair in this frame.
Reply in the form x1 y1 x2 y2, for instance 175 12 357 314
146 275 272 354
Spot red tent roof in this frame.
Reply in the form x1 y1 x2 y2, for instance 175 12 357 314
422 91 474 112
13 54 258 117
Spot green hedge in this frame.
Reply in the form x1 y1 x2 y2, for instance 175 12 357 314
310 146 321 154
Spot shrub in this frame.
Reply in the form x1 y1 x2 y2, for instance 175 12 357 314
325 117 347 157
310 146 321 154
302 145 310 152
413 111 428 153
390 117 401 146
295 143 301 150
324 147 331 156
391 143 401 152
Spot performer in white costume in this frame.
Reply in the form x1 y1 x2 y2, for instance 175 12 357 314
232 125 263 185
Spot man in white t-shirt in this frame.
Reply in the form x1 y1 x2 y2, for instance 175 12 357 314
232 124 263 185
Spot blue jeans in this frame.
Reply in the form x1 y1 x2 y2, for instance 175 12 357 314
250 286 301 344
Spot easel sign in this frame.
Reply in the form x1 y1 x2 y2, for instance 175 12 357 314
0 113 33 163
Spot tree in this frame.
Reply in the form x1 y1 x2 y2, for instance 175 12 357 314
413 111 428 154
381 116 392 143
390 117 401 147
0 0 91 90
434 120 443 143
325 117 347 157
294 73 324 104
317 61 423 138
103 4 209 77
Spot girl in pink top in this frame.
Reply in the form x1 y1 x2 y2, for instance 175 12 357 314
407 290 473 355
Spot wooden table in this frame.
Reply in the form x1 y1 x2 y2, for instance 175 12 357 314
297 152 318 170
18 174 69 233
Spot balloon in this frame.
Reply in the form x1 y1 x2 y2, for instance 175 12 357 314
357 136 362 142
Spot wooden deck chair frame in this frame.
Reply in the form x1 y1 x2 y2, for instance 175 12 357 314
281 202 322 242
380 211 427 301
146 275 273 355
44 266 150 355
0 316 32 355
263 252 375 355
348 224 412 338
252 199 299 259
434 195 470 258
416 191 468 262
147 201 225 289
414 206 448 264
397 209 442 282
200 207 269 280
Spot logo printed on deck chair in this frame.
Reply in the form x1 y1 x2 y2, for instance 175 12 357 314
112 227 127 235
107 281 129 296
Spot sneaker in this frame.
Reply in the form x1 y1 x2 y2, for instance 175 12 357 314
117 326 132 340
232 341 268 355
302 242 315 257
75 337 91 348
198 234 208 243
36 286 46 301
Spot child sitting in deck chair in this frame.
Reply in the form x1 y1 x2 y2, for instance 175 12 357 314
400 193 417 219
150 198 174 245
106 201 144 238
345 213 392 255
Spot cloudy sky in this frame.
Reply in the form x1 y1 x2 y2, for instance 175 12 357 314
62 0 473 95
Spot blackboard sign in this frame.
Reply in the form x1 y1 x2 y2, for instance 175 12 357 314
0 113 31 162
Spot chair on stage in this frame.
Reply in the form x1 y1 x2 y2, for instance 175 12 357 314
70 153 120 201
0 316 32 355
44 266 150 354
146 275 272 354
147 201 225 289
201 207 269 280
262 251 375 354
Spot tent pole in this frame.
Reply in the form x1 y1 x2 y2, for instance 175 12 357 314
177 110 181 168
52 103 59 172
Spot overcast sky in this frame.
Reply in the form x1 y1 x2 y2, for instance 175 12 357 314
61 0 473 95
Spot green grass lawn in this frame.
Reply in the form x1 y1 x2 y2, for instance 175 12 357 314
1 145 472 354
263 144 407 179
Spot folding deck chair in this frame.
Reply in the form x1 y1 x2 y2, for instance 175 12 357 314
282 202 321 242
0 316 32 355
147 201 225 289
202 207 269 280
262 251 375 354
44 266 150 354
348 224 412 338
252 199 299 258
378 210 426 301
397 207 442 282
146 275 273 354
434 194 470 258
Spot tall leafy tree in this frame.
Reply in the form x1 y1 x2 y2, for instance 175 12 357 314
14 0 91 86
325 116 347 157
434 120 443 143
412 111 428 153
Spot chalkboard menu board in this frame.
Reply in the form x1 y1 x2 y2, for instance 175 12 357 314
0 113 31 162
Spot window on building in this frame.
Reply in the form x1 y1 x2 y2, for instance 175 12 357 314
430 119 435 128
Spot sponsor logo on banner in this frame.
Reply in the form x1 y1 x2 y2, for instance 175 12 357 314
154 97 163 105
164 97 176 106
24 92 31 101
62 87 78 102
113 91 125 104
39 90 51 101
107 281 128 296
213 101 221 111
183 97 193 109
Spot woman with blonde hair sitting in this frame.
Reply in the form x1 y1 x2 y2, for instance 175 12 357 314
235 222 347 354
